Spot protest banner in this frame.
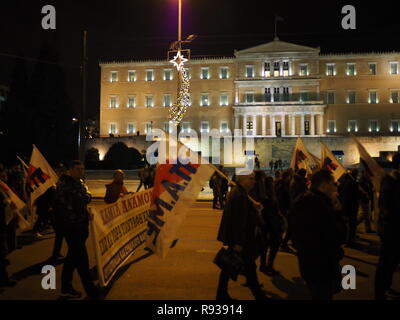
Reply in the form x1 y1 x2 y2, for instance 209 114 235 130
90 188 152 287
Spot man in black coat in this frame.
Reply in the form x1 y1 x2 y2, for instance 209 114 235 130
375 153 400 300
216 170 267 300
292 169 346 300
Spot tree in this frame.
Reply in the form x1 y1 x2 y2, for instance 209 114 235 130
104 142 142 169
85 147 100 162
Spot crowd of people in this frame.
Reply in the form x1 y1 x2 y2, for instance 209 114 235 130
215 155 400 300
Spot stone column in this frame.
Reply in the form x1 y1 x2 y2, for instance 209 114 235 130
262 115 266 136
281 114 286 136
235 87 239 104
318 113 324 135
300 114 305 136
235 115 239 130
291 114 296 136
310 113 315 136
243 114 247 136
252 115 257 136
270 115 275 136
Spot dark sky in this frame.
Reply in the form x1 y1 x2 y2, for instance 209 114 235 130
1 0 399 119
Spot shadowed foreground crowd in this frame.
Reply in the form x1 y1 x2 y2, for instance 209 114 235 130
214 156 400 300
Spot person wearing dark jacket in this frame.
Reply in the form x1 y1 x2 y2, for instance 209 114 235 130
104 169 129 204
292 169 346 300
375 153 400 300
216 170 267 300
54 160 99 299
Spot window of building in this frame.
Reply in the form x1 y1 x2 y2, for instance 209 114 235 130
391 120 400 132
164 94 172 107
273 62 280 77
327 91 336 104
220 121 229 133
391 90 399 103
164 69 172 81
246 121 253 130
246 65 254 78
220 93 229 106
369 120 379 133
347 91 356 104
265 88 271 102
145 122 153 134
326 63 336 76
346 63 356 76
273 88 280 102
200 121 210 133
283 87 290 101
390 62 398 75
128 70 136 82
201 93 210 106
110 96 117 108
184 68 191 79
181 122 191 133
245 92 255 103
220 67 229 79
264 62 271 77
127 95 136 108
283 61 289 77
201 67 210 80
369 63 377 75
110 71 118 82
145 95 154 108
327 120 336 133
300 90 309 102
109 123 117 134
146 70 154 81
299 64 308 76
127 122 136 134
348 120 358 132
369 90 378 104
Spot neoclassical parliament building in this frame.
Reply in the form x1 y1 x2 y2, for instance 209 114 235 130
95 38 400 166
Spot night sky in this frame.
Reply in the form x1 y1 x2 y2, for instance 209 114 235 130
1 0 399 120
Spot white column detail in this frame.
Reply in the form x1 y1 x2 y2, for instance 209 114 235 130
310 114 315 136
270 115 275 136
301 114 305 136
262 115 266 136
252 115 257 136
281 114 286 137
291 114 296 136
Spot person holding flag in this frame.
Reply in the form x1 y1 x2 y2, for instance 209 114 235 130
290 138 318 174
320 142 347 182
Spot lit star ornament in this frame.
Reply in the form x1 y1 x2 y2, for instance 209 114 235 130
169 50 188 71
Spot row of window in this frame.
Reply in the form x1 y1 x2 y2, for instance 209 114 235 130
108 121 231 135
109 66 230 82
108 93 231 108
325 61 399 76
325 90 399 104
326 120 400 133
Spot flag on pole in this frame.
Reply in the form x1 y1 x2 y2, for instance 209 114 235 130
145 138 215 259
26 145 58 205
0 180 31 231
320 142 347 182
290 138 317 173
353 137 385 192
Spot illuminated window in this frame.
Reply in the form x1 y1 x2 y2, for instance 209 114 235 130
110 71 118 82
348 120 357 132
109 123 117 134
327 91 336 104
127 95 136 108
220 67 229 79
347 91 356 104
346 63 356 76
200 121 210 133
201 67 210 80
110 96 117 108
246 121 253 130
201 93 210 106
390 62 398 75
163 94 172 107
145 95 153 108
327 120 336 133
245 92 255 103
391 90 399 103
369 120 379 132
368 63 376 75
299 64 308 76
181 122 191 133
128 70 136 82
391 120 400 132
127 123 136 134
246 65 254 78
326 63 336 76
220 121 229 133
220 93 229 106
184 68 191 79
146 70 154 81
145 123 153 134
273 62 280 77
283 61 289 77
164 69 172 81
264 62 271 77
368 90 378 104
